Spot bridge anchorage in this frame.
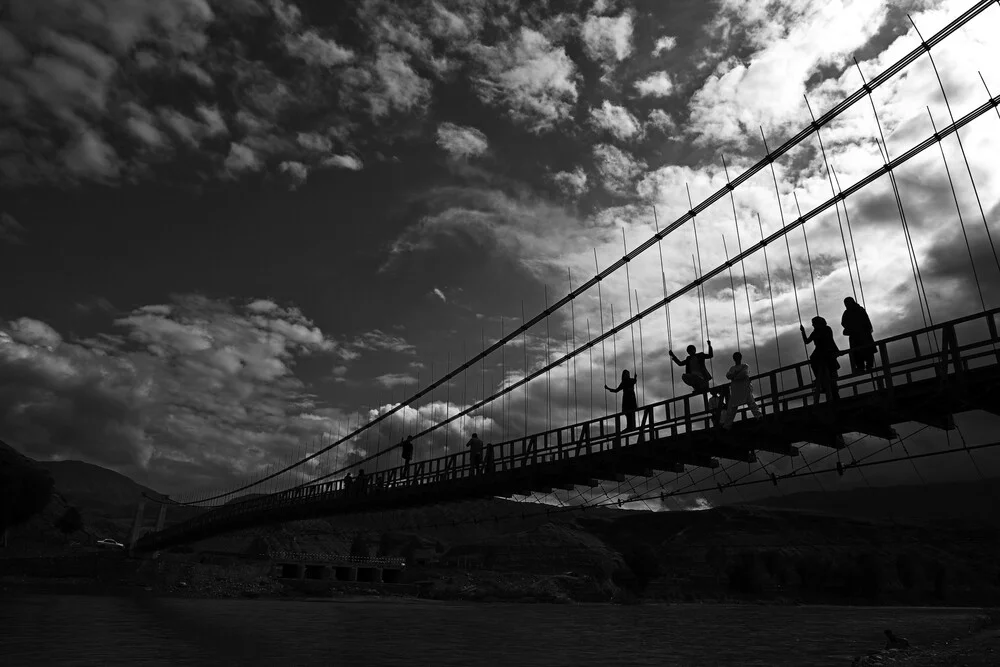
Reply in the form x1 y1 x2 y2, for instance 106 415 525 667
134 0 1000 554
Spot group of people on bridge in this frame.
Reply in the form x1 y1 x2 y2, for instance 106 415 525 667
607 296 877 430
339 297 876 493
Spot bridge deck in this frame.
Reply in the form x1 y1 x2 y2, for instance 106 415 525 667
136 309 1000 552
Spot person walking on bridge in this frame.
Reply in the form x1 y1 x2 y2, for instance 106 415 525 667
721 352 762 429
669 342 713 394
841 297 876 373
605 369 638 431
466 433 484 475
801 316 840 403
401 435 414 478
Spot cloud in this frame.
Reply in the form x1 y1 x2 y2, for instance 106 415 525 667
279 160 309 189
351 329 416 355
0 0 215 186
8 318 62 349
552 167 589 197
224 142 263 175
471 27 580 133
364 48 432 119
685 0 892 147
284 30 354 68
375 373 418 389
581 11 634 67
0 295 353 492
322 154 364 171
592 144 647 195
436 122 489 159
62 129 120 181
634 71 674 98
0 212 26 244
589 101 642 141
652 36 677 56
645 109 677 134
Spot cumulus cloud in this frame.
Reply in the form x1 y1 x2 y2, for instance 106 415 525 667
436 122 489 159
589 101 643 141
646 109 677 134
279 160 309 189
284 30 355 68
472 27 580 133
652 36 677 56
581 11 634 67
592 144 647 195
686 0 892 147
552 167 589 197
635 71 674 98
224 142 263 175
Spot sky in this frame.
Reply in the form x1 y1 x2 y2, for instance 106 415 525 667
3 0 1000 506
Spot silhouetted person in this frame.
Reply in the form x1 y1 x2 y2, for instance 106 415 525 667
466 433 484 475
605 369 638 430
356 468 367 496
842 296 876 373
669 342 713 394
801 316 840 402
401 435 414 478
343 472 353 497
722 352 762 429
884 629 909 650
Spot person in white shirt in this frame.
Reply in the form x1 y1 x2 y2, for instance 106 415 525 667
721 351 761 429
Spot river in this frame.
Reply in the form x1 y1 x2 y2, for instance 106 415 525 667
0 594 984 665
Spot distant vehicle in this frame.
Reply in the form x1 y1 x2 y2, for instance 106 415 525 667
96 538 124 550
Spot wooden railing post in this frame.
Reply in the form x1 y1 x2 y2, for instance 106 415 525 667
940 324 962 379
638 406 654 444
575 423 592 458
878 342 893 401
522 436 537 466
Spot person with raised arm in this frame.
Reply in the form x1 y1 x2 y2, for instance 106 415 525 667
669 342 714 394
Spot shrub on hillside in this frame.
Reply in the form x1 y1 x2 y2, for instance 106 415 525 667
621 544 661 592
56 507 83 535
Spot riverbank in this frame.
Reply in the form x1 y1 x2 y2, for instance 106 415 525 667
851 611 1000 666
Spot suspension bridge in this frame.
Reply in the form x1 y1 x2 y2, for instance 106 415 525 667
134 0 1000 555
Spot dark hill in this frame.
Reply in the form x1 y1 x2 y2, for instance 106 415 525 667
37 459 165 513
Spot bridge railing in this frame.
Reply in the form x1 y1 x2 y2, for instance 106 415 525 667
143 308 1000 544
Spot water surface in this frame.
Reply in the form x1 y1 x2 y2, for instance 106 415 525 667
0 594 982 666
